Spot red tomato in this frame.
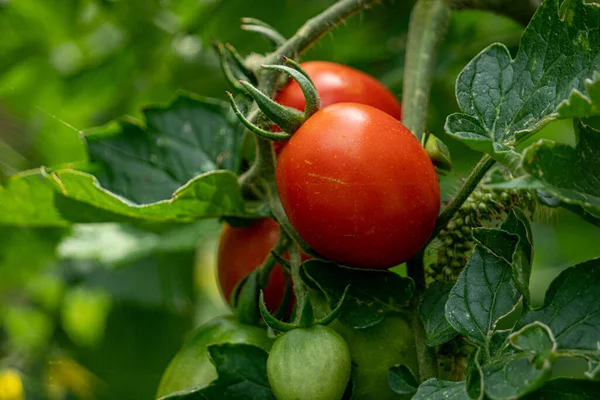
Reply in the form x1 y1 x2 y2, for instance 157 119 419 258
273 61 402 153
217 219 287 312
275 103 440 269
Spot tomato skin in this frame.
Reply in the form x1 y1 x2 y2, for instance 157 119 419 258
267 325 351 400
156 316 272 398
217 219 288 313
274 61 401 153
276 103 440 269
276 61 401 120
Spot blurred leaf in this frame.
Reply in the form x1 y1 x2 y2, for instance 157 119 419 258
57 220 220 267
522 121 600 219
388 364 418 396
445 0 600 161
521 378 600 399
160 344 275 400
302 260 415 329
445 245 521 347
85 94 244 204
2 306 53 352
517 258 600 359
0 170 69 226
62 286 112 348
419 281 457 347
413 379 469 400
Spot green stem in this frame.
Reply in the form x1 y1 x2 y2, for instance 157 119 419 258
450 0 541 26
412 291 439 381
432 154 496 238
257 228 292 288
402 0 450 142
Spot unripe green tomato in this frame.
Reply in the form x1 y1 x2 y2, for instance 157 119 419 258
330 316 418 400
156 316 272 398
267 325 351 400
309 291 417 400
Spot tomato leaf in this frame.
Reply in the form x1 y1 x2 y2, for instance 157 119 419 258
521 121 600 219
159 343 275 400
413 379 470 400
481 323 556 399
521 378 600 399
516 258 600 368
445 0 600 161
85 94 244 204
301 260 415 329
557 72 600 119
0 170 69 227
419 281 458 346
500 208 534 305
445 244 521 347
388 364 418 395
482 353 552 400
45 168 259 223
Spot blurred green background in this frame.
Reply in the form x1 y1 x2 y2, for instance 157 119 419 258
0 0 598 399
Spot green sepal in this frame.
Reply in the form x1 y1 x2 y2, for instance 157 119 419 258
272 272 294 321
239 80 306 134
240 17 286 47
226 92 292 141
263 62 321 119
225 43 257 85
316 285 350 326
425 133 452 171
234 270 261 325
259 290 297 332
212 40 247 92
270 250 291 273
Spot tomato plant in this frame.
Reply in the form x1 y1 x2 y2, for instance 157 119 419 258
267 325 351 400
155 316 272 398
2 0 600 400
276 103 440 269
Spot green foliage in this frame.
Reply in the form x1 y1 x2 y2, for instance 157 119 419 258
445 0 600 164
302 260 415 328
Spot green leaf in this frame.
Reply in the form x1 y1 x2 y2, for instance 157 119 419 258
558 72 600 119
445 245 521 347
388 364 418 395
46 168 257 223
522 121 600 218
0 170 69 226
466 348 484 400
510 322 556 358
488 330 512 358
472 228 519 264
301 260 415 329
482 353 552 400
445 0 600 159
160 343 275 400
522 378 600 399
517 258 600 357
500 208 534 305
413 379 470 400
420 282 458 346
85 94 244 205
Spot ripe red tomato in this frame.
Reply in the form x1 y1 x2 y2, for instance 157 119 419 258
276 103 440 269
217 219 288 312
273 61 402 153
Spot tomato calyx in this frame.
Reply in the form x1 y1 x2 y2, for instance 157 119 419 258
228 58 322 139
259 283 350 332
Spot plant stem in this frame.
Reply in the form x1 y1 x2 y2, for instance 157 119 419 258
411 291 439 381
433 154 496 237
450 0 541 26
402 0 450 142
